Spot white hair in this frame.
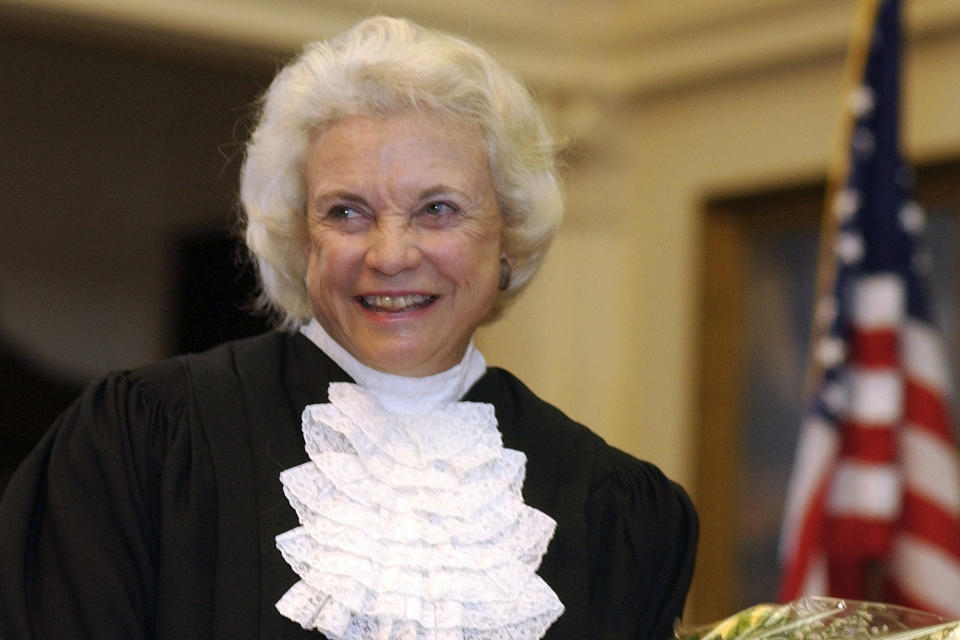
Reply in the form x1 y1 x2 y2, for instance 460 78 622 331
240 15 564 328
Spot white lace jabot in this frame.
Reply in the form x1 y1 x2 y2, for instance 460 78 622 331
274 321 564 639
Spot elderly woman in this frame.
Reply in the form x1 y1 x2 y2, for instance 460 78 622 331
0 16 697 640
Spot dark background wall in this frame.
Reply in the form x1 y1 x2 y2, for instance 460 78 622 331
0 25 275 490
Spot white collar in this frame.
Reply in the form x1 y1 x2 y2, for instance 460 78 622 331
300 319 488 414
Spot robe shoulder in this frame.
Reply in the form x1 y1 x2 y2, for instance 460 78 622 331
0 354 200 638
0 331 303 640
468 367 699 640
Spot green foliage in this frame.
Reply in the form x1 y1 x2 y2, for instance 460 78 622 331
677 598 959 640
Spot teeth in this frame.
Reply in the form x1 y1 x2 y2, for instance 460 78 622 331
362 294 432 310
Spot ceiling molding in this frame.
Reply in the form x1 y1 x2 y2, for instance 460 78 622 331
2 0 958 97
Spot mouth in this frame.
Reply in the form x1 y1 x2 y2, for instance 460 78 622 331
358 294 436 312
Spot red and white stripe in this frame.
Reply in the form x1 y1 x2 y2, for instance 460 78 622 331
891 318 960 615
780 274 960 616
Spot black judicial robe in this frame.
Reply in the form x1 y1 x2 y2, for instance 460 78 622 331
0 331 697 640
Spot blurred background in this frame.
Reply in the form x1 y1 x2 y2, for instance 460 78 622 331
2 0 960 624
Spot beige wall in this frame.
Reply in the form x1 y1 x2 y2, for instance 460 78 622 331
481 5 960 491
2 0 960 495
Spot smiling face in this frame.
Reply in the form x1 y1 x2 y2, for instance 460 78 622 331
303 110 504 376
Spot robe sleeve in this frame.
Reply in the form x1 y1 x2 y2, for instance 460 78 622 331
0 360 212 640
587 447 699 640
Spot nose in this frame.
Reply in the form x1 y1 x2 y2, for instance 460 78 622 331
364 222 422 275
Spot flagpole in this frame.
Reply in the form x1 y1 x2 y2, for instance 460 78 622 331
804 0 883 400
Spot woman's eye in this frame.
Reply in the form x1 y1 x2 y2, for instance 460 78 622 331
328 205 360 219
423 201 457 216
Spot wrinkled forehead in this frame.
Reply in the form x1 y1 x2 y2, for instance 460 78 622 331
298 105 503 217
308 106 488 151
305 108 494 188
304 110 493 195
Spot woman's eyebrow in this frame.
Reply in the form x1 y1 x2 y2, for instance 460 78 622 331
419 185 468 200
311 190 371 208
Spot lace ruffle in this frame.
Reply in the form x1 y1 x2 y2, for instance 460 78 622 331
276 383 564 639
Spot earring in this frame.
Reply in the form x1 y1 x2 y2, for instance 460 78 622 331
498 258 512 291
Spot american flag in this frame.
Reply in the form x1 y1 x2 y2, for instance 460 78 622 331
778 0 960 616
